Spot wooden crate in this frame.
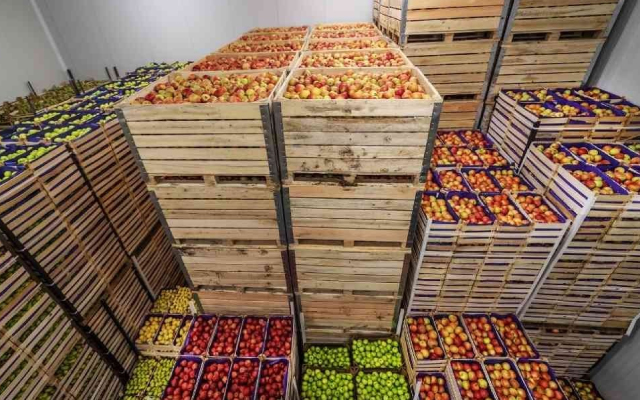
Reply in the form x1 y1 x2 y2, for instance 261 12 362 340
524 323 624 377
384 0 509 45
184 51 300 73
117 70 285 185
105 262 153 340
305 36 398 51
299 290 399 343
195 288 292 315
150 182 286 246
218 40 304 53
290 244 409 293
134 223 184 297
285 181 420 248
274 67 441 182
294 48 413 69
176 244 290 292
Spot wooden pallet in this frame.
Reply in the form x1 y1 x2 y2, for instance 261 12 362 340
384 0 508 45
150 182 285 246
285 181 420 248
299 290 399 343
117 70 285 183
176 244 290 292
274 67 441 182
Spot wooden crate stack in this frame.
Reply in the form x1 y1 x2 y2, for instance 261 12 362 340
380 0 510 130
524 322 624 377
272 29 442 342
482 0 625 129
116 28 309 317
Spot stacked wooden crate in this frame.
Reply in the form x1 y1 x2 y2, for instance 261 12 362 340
381 0 510 129
482 0 625 129
116 27 310 317
524 322 624 377
273 30 442 342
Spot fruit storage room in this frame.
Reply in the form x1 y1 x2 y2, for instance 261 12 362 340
2 0 640 399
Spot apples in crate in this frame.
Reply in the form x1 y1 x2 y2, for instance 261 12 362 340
264 318 293 358
227 359 260 400
182 316 217 356
450 361 495 400
452 147 483 167
237 317 267 357
435 314 475 359
418 374 451 400
300 51 406 68
490 315 537 358
604 166 640 192
485 360 530 400
464 169 500 192
490 169 531 192
438 170 469 191
463 315 506 358
438 131 466 147
481 194 529 227
569 169 614 195
599 144 640 165
422 195 456 223
407 316 445 361
517 361 566 400
209 317 242 356
448 195 492 225
515 195 561 223
538 143 579 165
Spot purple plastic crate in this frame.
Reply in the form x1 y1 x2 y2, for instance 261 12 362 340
414 372 453 399
574 87 623 103
174 315 193 348
550 88 585 102
566 95 626 117
609 98 640 117
437 169 472 192
433 314 477 359
461 167 502 193
449 359 497 400
134 314 165 345
489 313 539 359
180 315 218 356
458 130 495 149
562 142 620 167
437 130 468 147
263 316 294 358
524 100 593 119
475 148 510 168
432 147 457 168
236 316 268 357
445 191 496 226
193 357 232 400
256 358 289 400
227 358 261 400
422 191 459 224
162 355 203 400
562 163 630 195
599 165 640 193
593 143 640 166
425 168 441 191
512 192 568 224
501 89 537 103
487 167 535 192
480 193 531 227
208 316 243 357
461 313 508 358
484 358 533 400
517 360 568 400
405 314 446 361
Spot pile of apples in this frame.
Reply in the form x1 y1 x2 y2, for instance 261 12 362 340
491 315 536 358
490 170 530 192
257 361 288 400
406 316 445 361
600 144 640 164
538 143 579 165
432 147 455 166
476 149 508 167
132 72 280 104
576 88 610 101
226 359 260 400
283 70 431 100
136 316 162 344
613 103 640 115
439 131 466 146
183 316 217 356
570 170 614 194
604 167 640 192
532 89 552 102
567 146 609 165
435 314 475 358
452 147 483 166
525 104 564 118
422 195 455 222
155 317 182 345
579 101 616 117
419 375 450 400
264 318 293 357
517 361 566 400
209 317 242 356
485 361 529 400
461 130 492 148
195 361 230 400
559 378 579 400
515 195 561 223
464 169 500 192
506 91 533 102
482 194 529 226
164 359 200 400
451 361 494 400
426 170 440 191
300 51 405 68
573 380 604 400
222 41 302 53
192 54 295 71
239 32 305 41
555 89 582 102
237 317 267 357
554 103 589 117
308 39 389 50
463 315 506 357
438 170 468 191
448 195 493 225
311 30 377 39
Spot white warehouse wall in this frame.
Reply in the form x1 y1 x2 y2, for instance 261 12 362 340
35 0 374 80
0 0 67 103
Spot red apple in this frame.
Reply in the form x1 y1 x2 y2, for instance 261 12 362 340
237 317 267 357
209 317 242 356
406 316 444 361
435 315 475 359
264 318 293 357
183 316 217 356
226 359 260 400
491 316 536 358
164 359 200 400
463 315 505 357
195 360 231 400
257 361 288 400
